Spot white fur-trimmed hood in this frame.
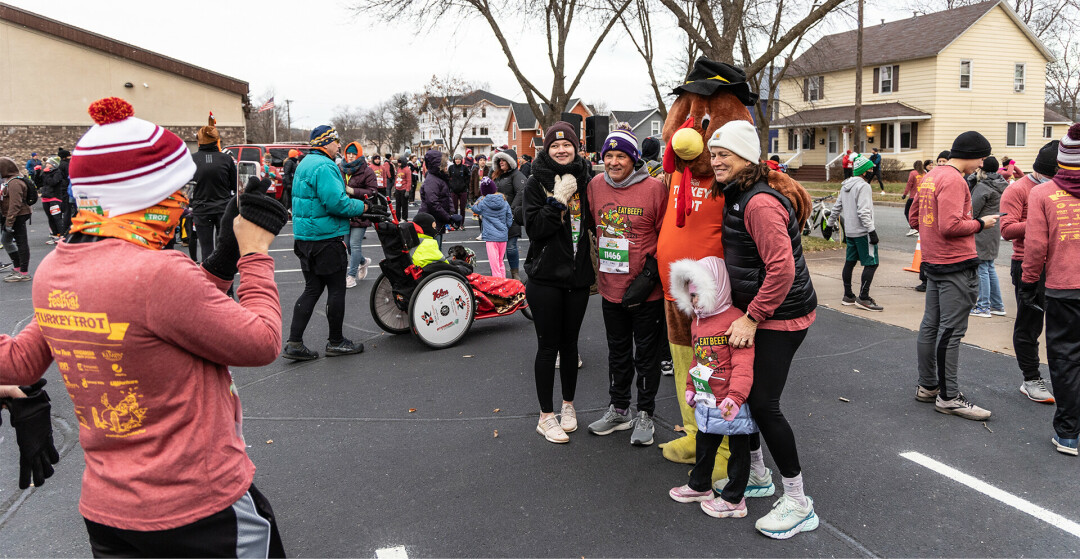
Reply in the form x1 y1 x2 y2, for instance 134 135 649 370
669 256 731 318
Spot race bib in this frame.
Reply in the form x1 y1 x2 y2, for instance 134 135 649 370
395 176 405 190
598 235 629 274
49 204 61 215
690 364 716 408
375 173 384 188
569 194 582 254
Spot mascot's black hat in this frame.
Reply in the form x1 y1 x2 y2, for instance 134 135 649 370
673 57 758 106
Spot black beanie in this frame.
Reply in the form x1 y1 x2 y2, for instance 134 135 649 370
1033 140 1059 177
58 147 71 159
950 131 992 159
937 150 951 161
412 212 438 237
981 156 999 174
641 136 661 161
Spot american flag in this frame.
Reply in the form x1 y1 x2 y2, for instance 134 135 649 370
257 97 275 112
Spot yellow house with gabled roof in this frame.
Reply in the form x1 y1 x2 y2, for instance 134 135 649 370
772 0 1069 181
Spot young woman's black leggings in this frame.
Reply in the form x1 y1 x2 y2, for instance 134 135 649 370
526 281 590 413
3 214 31 272
289 268 347 343
43 200 64 236
747 327 809 479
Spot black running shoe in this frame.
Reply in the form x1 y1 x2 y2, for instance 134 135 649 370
282 341 319 361
325 338 364 357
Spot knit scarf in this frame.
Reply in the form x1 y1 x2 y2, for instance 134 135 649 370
341 157 368 176
68 190 188 250
1055 166 1080 198
604 167 650 189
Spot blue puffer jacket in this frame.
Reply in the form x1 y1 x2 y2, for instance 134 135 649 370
291 150 366 241
470 194 513 242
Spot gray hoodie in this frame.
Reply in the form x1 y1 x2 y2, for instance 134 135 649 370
828 176 875 237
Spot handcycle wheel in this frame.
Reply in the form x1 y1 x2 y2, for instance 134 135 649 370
408 271 475 349
369 273 410 334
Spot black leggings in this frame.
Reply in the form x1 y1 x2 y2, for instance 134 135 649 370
193 213 222 263
289 268 347 343
43 200 65 236
748 328 808 479
3 214 30 272
526 281 590 413
842 260 878 298
394 189 410 221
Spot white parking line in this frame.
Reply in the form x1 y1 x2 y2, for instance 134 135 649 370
375 545 408 559
900 451 1080 539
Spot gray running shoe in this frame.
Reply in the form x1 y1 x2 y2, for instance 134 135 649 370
630 411 654 446
935 393 991 421
1021 379 1055 404
841 294 856 306
587 405 632 435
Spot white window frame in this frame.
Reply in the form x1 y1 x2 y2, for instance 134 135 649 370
651 120 661 135
879 66 893 94
807 76 823 101
1007 122 1027 147
1044 125 1054 139
1014 63 1026 93
959 60 972 90
512 123 517 140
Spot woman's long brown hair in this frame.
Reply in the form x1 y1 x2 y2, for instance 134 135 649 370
709 161 771 198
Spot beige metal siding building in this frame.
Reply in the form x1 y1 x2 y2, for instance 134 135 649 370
0 3 248 158
773 1 1065 180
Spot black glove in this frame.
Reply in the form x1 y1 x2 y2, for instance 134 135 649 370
359 204 391 223
901 194 907 200
1019 282 1044 312
869 230 879 245
822 225 834 241
449 214 464 225
4 379 60 490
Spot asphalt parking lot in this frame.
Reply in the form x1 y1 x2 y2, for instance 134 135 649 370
2 203 1078 557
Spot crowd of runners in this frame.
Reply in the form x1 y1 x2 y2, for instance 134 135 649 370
2 58 1080 555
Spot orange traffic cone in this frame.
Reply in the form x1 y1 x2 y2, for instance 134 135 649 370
904 240 922 273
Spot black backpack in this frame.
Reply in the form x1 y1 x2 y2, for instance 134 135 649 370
3 176 37 206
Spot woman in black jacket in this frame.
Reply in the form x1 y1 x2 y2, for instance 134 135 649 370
418 149 459 245
523 122 594 444
492 148 527 279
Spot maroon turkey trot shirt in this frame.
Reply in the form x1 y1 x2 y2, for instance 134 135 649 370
587 173 667 303
0 240 281 531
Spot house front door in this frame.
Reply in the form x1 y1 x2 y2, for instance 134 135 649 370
827 128 839 163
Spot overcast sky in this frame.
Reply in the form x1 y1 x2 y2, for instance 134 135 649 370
9 0 912 127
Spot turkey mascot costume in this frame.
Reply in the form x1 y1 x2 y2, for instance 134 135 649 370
656 58 811 482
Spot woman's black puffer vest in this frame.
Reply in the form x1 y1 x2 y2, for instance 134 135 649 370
721 180 817 321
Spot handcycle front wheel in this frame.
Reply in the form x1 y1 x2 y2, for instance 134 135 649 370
369 273 410 334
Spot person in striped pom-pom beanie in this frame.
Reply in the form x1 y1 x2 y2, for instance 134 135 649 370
0 97 288 556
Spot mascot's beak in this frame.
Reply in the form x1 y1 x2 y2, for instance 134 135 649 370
663 117 698 174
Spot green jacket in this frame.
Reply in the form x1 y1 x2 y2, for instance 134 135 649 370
291 151 365 241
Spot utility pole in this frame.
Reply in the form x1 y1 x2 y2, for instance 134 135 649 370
853 0 864 153
284 99 293 140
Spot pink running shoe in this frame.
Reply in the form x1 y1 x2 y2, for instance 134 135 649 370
669 485 714 503
701 497 748 518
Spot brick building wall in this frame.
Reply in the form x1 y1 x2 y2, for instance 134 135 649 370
0 125 246 161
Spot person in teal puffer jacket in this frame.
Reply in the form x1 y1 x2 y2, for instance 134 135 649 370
284 125 377 361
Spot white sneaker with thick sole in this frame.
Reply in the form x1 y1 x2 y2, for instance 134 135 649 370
345 275 358 289
935 393 991 421
714 467 775 497
755 495 819 539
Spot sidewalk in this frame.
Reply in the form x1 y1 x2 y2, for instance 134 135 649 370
805 245 1048 364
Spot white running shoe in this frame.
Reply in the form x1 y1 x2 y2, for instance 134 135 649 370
755 495 819 539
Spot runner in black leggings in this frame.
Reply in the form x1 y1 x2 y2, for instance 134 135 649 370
522 121 594 444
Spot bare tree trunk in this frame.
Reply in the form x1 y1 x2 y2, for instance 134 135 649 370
853 0 864 153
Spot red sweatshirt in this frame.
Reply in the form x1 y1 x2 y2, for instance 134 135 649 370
1021 180 1080 288
0 241 281 531
1000 174 1039 261
903 170 924 199
587 174 667 303
908 165 981 265
744 195 816 331
685 306 755 407
394 166 413 191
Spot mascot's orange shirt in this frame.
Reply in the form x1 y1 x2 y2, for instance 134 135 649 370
657 169 725 300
